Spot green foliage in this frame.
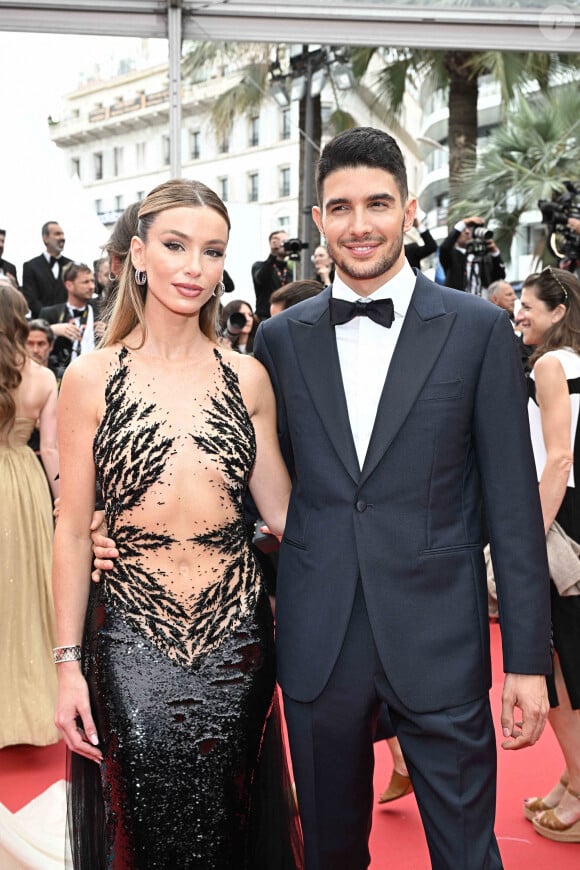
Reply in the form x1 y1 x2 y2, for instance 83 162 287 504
451 84 580 261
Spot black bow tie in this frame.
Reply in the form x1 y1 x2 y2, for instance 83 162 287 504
49 256 60 266
329 297 395 328
70 308 86 318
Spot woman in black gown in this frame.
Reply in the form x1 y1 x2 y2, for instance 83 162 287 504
52 179 302 868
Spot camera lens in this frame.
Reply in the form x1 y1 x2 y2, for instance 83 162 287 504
226 311 247 336
472 226 493 240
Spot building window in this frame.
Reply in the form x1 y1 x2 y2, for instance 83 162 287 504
248 172 259 203
71 157 81 178
94 198 102 215
249 115 260 147
137 190 145 202
281 108 291 140
218 133 230 154
279 166 291 198
115 194 124 212
218 177 229 202
191 130 201 159
162 135 170 165
113 146 123 177
94 152 103 181
136 141 146 169
278 216 290 231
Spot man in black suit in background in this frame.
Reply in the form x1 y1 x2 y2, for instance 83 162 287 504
0 228 19 285
22 221 72 316
39 261 98 383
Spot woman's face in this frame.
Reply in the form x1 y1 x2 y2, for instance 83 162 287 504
516 284 565 346
313 246 332 269
131 205 228 318
237 303 254 335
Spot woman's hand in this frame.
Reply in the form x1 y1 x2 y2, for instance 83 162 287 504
55 664 102 763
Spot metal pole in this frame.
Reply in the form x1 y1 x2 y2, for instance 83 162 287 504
300 50 314 280
168 0 182 177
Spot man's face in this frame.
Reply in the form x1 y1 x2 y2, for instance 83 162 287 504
26 330 52 366
492 283 517 315
457 226 472 248
312 166 416 296
44 223 66 256
0 232 5 258
66 270 95 306
269 232 288 258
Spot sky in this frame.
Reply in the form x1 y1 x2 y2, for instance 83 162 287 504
0 32 167 277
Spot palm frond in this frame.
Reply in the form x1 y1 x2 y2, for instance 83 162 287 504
451 84 580 260
327 109 358 135
209 63 269 138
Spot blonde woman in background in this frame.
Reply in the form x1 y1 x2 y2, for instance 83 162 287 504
0 279 59 748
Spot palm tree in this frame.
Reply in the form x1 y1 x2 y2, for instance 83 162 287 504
450 84 580 264
181 42 356 268
351 47 580 213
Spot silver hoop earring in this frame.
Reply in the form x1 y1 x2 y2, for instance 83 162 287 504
213 281 225 298
135 269 147 286
108 271 117 282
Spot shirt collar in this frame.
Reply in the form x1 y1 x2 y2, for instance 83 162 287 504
331 259 416 318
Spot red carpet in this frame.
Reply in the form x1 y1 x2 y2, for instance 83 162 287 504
0 623 578 867
369 623 580 868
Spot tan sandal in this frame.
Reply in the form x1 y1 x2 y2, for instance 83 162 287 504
378 770 413 804
532 788 580 843
523 774 568 822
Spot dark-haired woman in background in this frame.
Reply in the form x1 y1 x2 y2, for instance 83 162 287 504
220 298 259 354
516 266 580 843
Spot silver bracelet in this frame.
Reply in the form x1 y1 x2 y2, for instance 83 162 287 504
53 644 82 664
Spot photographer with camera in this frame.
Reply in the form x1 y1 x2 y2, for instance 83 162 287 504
538 183 580 277
439 215 505 295
251 230 295 321
219 299 258 355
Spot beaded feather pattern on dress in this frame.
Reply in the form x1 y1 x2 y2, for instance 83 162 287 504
93 345 259 667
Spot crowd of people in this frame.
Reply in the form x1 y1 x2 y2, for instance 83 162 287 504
0 124 579 869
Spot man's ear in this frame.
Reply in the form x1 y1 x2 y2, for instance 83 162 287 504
404 197 417 233
312 205 324 236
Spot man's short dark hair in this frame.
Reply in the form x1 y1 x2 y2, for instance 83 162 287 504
269 229 286 242
41 221 60 238
62 262 92 283
27 319 55 343
316 126 408 206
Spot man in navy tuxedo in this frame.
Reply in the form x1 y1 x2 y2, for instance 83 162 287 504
253 127 551 869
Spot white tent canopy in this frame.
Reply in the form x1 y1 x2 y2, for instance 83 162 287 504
0 1 578 52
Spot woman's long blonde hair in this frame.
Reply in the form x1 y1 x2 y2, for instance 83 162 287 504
0 282 29 435
103 179 231 347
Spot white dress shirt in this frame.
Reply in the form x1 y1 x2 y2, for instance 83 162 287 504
44 251 61 280
332 260 416 469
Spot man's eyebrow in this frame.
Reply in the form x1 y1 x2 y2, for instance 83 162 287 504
325 192 397 208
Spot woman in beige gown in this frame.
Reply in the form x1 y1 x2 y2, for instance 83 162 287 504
0 280 60 748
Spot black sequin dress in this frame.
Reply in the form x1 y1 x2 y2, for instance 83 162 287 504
69 346 302 869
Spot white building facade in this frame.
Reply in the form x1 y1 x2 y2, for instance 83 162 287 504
49 47 423 300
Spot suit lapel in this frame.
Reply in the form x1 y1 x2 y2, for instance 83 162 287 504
360 273 456 485
288 289 360 483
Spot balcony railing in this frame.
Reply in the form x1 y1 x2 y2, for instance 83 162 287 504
87 89 170 124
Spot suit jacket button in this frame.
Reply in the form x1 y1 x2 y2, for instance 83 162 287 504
355 500 367 512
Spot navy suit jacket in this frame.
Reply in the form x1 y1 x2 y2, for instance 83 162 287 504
22 254 72 317
253 272 551 711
